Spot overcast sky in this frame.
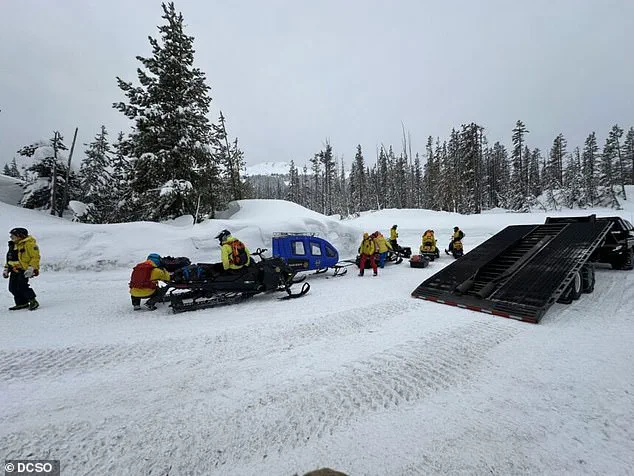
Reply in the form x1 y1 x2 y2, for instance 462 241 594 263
1 0 633 169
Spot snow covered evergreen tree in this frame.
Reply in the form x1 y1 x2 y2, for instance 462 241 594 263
113 2 218 221
582 132 600 206
9 158 22 179
599 126 622 208
509 120 530 211
624 127 634 185
214 111 247 202
18 133 78 214
79 126 112 223
350 145 367 213
563 147 584 208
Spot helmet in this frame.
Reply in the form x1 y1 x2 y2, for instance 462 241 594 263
215 229 231 244
453 226 459 231
147 253 162 266
392 225 397 229
9 227 28 237
363 232 369 238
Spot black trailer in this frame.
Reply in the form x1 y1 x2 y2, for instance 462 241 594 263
411 215 630 323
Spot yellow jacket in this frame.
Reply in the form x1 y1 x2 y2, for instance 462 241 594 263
221 236 251 270
359 236 377 256
130 261 171 298
4 235 40 272
375 234 392 253
390 228 398 241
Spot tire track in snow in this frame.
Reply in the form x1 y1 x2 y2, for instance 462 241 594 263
0 319 522 475
0 299 420 381
202 319 521 469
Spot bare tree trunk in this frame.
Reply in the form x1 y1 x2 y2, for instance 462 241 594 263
60 127 78 217
50 131 59 215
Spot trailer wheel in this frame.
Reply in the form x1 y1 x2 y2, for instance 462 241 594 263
570 271 583 300
581 263 595 293
557 271 582 304
623 248 634 270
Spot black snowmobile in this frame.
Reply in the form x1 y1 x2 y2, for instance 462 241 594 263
161 248 310 313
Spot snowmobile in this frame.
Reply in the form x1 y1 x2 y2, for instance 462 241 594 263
272 232 355 277
162 248 310 313
445 239 464 259
419 230 440 261
391 243 412 258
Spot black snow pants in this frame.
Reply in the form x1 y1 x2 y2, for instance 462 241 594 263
8 271 36 306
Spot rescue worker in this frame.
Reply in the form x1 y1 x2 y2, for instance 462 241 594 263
3 227 40 310
358 232 378 276
374 231 392 268
389 225 399 250
446 226 465 255
215 229 251 273
420 229 438 254
129 253 171 310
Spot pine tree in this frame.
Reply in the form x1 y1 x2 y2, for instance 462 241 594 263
320 141 336 215
582 132 600 206
607 125 626 199
113 2 218 221
9 158 22 179
108 132 135 222
624 127 634 185
509 120 529 210
18 133 76 214
563 147 584 208
528 148 542 199
214 111 246 201
287 160 301 204
79 125 112 223
350 144 367 213
309 151 322 212
2 164 11 176
413 152 423 208
599 127 622 208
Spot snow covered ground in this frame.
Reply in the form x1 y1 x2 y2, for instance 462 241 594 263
1 196 633 475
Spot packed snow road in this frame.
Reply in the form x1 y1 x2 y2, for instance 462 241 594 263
1 260 633 475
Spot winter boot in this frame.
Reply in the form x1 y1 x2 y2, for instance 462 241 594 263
28 299 39 311
9 303 29 310
133 304 142 311
144 302 157 311
358 271 364 277
373 271 378 276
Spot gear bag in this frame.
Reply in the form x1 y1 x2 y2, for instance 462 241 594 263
129 261 157 290
230 240 248 266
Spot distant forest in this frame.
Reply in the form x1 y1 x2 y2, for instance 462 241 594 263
5 2 633 222
248 121 634 216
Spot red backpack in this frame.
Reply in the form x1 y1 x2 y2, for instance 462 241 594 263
129 261 157 289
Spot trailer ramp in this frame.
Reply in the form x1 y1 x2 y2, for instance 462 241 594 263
412 218 613 323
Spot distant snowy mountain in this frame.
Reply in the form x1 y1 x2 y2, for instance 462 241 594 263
244 161 291 176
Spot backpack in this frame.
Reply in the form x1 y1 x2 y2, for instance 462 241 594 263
129 261 157 289
230 240 248 266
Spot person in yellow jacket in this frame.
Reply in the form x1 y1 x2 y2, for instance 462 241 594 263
215 229 251 272
129 253 171 311
358 232 378 276
389 225 399 250
373 231 392 268
3 227 40 310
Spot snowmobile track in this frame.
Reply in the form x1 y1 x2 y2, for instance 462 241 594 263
0 299 420 381
203 319 521 469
